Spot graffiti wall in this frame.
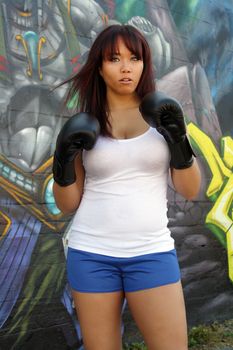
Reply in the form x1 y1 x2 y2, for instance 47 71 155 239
0 0 232 348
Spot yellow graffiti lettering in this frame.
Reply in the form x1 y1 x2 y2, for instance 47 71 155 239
187 122 233 282
206 174 233 281
222 136 233 169
187 123 231 199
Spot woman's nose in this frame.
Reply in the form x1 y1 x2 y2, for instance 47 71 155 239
120 61 132 72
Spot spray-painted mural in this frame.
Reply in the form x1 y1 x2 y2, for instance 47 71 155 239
0 0 232 348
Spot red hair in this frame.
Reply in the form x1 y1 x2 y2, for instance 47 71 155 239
64 24 155 136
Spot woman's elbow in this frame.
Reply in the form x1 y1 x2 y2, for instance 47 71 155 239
184 191 199 201
55 202 77 215
54 195 82 214
182 182 201 201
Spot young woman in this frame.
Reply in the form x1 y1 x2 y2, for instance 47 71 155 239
53 24 201 350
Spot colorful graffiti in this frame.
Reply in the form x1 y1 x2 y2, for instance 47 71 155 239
0 0 232 348
188 123 233 281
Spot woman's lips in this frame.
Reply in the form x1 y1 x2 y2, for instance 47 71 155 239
119 78 133 84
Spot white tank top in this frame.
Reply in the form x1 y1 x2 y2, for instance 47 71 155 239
69 127 174 257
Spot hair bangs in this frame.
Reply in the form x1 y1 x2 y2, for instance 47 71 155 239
122 29 144 60
101 27 144 61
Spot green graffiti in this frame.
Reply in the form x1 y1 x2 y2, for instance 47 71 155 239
8 237 65 344
189 0 199 10
114 0 146 23
168 0 200 29
188 123 233 282
67 92 78 110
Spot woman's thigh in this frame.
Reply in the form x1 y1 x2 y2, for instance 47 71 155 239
125 281 188 350
72 289 124 350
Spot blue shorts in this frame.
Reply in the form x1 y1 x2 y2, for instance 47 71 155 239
67 248 180 293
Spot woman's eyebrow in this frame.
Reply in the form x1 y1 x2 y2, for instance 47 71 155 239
111 51 136 55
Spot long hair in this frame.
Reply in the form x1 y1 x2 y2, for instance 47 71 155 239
64 24 155 136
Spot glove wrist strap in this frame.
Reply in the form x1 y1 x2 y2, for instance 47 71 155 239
169 136 196 169
52 152 76 187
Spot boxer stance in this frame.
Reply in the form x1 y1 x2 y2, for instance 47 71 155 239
53 24 201 350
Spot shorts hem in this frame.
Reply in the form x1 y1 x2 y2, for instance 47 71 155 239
70 286 123 293
124 278 181 293
69 278 181 294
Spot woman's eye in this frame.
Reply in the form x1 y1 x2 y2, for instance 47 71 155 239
131 56 140 61
110 56 120 62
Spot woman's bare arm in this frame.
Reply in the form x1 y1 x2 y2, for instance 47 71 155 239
170 159 201 201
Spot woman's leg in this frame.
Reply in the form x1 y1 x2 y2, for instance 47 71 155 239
72 289 124 350
125 281 188 350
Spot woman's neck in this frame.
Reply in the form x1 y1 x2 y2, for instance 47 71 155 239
107 91 140 112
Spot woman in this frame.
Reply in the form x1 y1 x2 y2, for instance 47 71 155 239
53 24 201 350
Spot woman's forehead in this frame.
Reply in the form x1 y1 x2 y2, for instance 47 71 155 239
102 35 142 56
110 37 130 53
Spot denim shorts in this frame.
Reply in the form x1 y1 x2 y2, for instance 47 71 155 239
67 248 180 293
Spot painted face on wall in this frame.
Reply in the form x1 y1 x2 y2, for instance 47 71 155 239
99 38 144 98
6 0 54 33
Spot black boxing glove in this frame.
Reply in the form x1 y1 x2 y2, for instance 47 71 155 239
53 112 100 186
139 91 195 169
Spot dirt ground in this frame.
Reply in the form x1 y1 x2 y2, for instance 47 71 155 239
122 313 233 350
187 319 233 350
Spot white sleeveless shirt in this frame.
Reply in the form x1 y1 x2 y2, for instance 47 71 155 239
69 127 174 257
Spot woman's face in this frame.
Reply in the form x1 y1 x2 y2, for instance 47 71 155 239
99 38 144 98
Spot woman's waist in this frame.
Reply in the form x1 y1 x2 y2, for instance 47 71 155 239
83 181 168 198
72 199 169 234
68 227 173 258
